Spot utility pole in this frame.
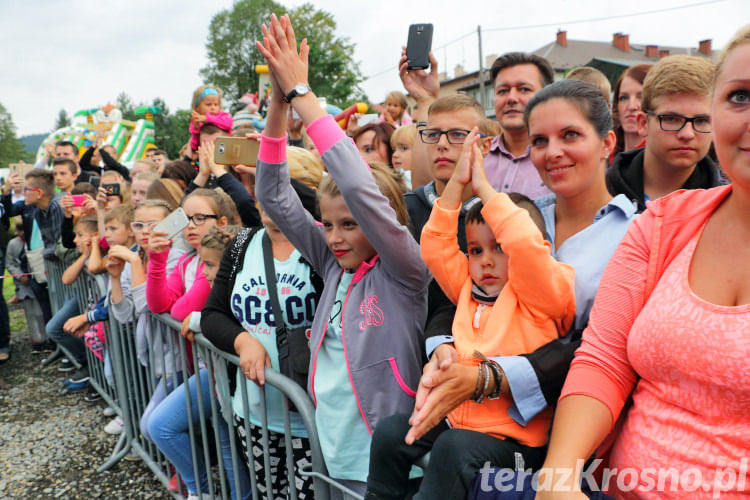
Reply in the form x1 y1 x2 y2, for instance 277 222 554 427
477 25 486 111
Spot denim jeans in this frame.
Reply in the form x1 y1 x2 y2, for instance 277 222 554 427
147 368 251 499
45 296 85 363
366 414 547 500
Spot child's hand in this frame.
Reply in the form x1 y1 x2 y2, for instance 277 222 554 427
82 195 97 216
5 172 22 194
191 110 206 125
234 332 272 386
180 315 195 342
108 245 138 264
399 46 440 103
80 235 93 256
148 229 171 254
256 14 309 97
470 141 496 202
63 314 90 337
96 186 108 209
44 142 56 158
106 255 125 278
451 128 480 186
346 113 361 136
60 194 75 218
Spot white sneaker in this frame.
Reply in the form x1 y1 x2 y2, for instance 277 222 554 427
104 416 124 434
102 406 117 417
187 494 211 500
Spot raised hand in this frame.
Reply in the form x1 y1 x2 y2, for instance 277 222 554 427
255 14 309 96
148 229 171 255
452 128 481 186
399 47 439 102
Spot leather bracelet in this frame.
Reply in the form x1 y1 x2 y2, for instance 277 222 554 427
486 360 503 400
471 363 483 401
474 362 491 404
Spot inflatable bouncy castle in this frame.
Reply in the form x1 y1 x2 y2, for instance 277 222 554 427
36 103 158 167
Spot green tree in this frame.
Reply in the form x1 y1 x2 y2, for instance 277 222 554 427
201 1 365 105
151 97 190 160
116 92 137 121
0 102 28 168
53 109 71 131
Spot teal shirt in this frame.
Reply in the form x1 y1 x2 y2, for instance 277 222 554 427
231 229 317 437
313 270 372 481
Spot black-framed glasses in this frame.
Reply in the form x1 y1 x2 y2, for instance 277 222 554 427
646 111 711 133
419 128 480 144
187 213 218 226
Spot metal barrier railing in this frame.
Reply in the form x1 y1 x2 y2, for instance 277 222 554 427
41 259 366 500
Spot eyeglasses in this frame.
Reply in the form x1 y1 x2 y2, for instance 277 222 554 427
187 213 218 226
23 187 41 193
130 221 158 232
646 111 711 133
419 128 483 144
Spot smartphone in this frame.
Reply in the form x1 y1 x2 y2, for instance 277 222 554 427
214 137 260 166
357 114 379 127
153 207 189 240
10 163 33 179
103 183 121 196
406 24 433 70
71 195 86 207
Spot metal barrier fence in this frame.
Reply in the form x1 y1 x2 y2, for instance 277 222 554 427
43 258 365 499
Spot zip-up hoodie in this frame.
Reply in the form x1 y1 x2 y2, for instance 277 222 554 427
606 147 724 213
421 193 575 446
255 114 430 434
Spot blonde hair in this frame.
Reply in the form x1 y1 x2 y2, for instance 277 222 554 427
566 67 612 103
318 164 410 227
641 55 715 112
134 171 159 184
200 225 240 254
480 118 502 138
184 188 237 225
191 84 223 111
287 146 324 190
428 94 485 123
146 178 183 211
715 24 750 85
104 204 134 226
390 124 417 148
134 198 172 218
133 159 159 174
385 91 409 120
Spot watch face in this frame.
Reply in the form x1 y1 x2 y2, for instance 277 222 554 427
294 83 309 94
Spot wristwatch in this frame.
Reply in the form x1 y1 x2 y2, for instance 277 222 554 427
283 83 311 103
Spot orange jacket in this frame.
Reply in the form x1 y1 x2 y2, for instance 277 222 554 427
421 193 576 446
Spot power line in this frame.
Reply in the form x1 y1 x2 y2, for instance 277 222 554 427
483 0 729 33
361 0 729 82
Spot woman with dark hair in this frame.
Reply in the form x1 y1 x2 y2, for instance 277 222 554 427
352 122 396 165
612 64 652 156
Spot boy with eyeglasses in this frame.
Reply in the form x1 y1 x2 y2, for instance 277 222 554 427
608 54 724 213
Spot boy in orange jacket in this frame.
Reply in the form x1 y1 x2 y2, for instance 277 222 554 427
366 129 576 500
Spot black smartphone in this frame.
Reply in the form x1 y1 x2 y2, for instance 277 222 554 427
406 23 433 70
103 183 120 196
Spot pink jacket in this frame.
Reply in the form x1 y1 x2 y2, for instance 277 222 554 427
146 250 210 321
189 111 233 151
562 185 733 419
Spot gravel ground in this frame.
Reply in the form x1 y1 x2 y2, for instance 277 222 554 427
0 303 172 500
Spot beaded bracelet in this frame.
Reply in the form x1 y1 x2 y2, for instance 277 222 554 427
471 363 484 401
473 362 491 404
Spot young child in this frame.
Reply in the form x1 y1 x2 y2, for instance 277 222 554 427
189 84 233 153
390 124 416 190
255 14 430 495
366 131 576 499
141 188 236 441
130 171 159 206
6 221 47 352
148 225 249 500
380 90 413 127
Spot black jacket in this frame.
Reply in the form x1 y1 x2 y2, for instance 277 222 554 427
607 147 724 213
79 146 132 182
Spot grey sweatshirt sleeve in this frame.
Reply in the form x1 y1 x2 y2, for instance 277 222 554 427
255 160 333 277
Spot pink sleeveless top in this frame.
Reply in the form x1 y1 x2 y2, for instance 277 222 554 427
609 229 750 498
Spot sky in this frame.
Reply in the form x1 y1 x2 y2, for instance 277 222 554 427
1 0 747 137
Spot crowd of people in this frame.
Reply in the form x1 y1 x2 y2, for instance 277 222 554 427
1 13 748 500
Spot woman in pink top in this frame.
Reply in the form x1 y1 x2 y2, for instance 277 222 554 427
537 25 750 499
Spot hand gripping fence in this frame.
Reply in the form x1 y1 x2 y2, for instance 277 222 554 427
43 259 366 500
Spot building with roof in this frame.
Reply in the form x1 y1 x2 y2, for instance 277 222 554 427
434 30 718 116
